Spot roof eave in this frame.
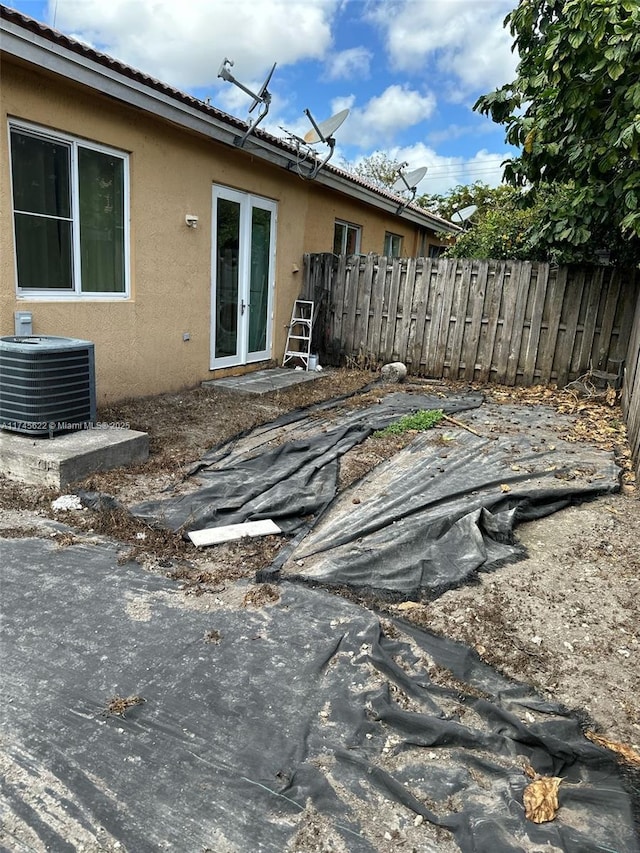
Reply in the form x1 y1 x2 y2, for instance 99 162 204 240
0 10 460 236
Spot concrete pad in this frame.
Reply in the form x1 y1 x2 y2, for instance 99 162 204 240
203 367 325 395
0 427 149 489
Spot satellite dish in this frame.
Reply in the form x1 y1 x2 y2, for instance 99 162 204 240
392 163 428 214
303 108 350 144
391 166 428 194
217 58 277 147
284 107 350 180
451 204 478 229
248 62 276 113
451 205 478 226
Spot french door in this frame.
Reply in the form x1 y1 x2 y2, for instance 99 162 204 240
211 186 277 368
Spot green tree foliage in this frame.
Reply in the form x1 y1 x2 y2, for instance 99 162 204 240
418 181 544 260
341 151 404 190
418 182 513 221
474 0 640 264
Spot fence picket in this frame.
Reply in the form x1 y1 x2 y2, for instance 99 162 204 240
479 261 505 383
412 258 432 372
522 263 550 385
595 269 621 372
537 266 568 384
555 268 585 387
447 259 473 381
399 257 417 365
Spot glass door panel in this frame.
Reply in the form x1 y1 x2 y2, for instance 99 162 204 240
248 205 271 356
211 187 276 369
215 197 240 361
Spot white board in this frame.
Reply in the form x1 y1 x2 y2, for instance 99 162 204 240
188 519 282 547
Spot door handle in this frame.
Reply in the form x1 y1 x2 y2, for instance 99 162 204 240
241 300 250 315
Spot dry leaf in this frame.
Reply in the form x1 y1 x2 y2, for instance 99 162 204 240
500 483 511 493
396 601 422 611
585 731 640 766
523 776 562 824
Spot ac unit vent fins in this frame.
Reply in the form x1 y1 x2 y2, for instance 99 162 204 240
0 336 97 436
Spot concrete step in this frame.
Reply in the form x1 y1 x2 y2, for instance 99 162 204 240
0 427 149 489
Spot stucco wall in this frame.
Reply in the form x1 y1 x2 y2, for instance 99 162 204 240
1 56 444 403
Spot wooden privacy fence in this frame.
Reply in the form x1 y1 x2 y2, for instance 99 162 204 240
302 254 639 389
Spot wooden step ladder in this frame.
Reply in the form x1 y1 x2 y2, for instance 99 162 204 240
283 299 314 370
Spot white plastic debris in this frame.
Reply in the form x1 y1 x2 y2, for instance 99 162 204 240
188 519 281 547
51 494 84 511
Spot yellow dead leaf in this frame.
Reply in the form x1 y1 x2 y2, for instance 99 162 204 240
585 731 640 766
524 127 537 153
523 776 562 824
500 483 511 493
396 601 422 611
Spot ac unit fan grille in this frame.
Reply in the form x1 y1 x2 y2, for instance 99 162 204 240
0 336 97 435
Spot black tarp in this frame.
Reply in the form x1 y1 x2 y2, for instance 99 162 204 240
278 403 621 597
1 537 637 852
130 392 485 535
130 389 619 599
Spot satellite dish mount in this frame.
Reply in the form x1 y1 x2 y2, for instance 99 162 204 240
391 164 428 214
283 108 349 180
218 58 276 147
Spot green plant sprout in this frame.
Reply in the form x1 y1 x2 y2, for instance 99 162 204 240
374 409 444 437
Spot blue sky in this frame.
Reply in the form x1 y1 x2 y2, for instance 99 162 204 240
8 0 520 196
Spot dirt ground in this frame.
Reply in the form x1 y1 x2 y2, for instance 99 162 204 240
1 368 639 803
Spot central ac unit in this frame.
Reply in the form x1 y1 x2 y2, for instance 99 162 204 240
0 335 96 436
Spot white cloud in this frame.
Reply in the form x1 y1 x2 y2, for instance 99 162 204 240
348 142 510 195
325 46 372 80
367 0 517 97
332 85 436 148
51 0 341 88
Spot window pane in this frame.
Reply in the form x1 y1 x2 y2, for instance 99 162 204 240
345 226 359 254
249 206 271 353
10 130 71 217
333 222 345 254
384 233 402 257
79 148 125 293
14 213 73 289
216 198 241 358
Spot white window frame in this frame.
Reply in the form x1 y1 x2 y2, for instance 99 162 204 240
384 231 403 258
334 219 361 255
8 119 130 300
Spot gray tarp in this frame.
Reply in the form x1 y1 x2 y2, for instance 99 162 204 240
1 537 637 852
130 392 484 535
131 394 620 602
278 402 621 597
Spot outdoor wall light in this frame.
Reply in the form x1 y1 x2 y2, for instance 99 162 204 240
185 214 199 228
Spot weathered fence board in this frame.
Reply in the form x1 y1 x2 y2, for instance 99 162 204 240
622 293 640 471
305 254 639 390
